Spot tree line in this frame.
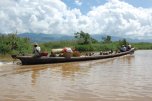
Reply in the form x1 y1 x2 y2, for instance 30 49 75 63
0 31 152 55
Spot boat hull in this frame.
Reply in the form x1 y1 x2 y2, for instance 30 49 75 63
16 48 135 65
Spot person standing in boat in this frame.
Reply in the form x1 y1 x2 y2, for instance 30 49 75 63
33 42 41 57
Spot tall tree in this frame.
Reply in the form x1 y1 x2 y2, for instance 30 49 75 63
102 35 112 43
119 38 128 46
74 31 97 44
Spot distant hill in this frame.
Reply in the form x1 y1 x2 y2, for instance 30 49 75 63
18 33 74 42
17 33 152 43
91 34 152 43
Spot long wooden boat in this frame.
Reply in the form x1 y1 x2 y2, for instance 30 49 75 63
13 48 135 65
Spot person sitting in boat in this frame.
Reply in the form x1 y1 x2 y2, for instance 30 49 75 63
33 42 41 57
120 45 126 52
126 44 132 51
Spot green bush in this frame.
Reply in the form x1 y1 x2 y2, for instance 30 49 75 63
0 34 32 55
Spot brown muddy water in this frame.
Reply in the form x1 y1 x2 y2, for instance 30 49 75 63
0 50 152 101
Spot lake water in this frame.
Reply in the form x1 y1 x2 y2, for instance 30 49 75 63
0 50 152 101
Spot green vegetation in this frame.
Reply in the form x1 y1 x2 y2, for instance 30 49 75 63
0 34 32 55
39 40 77 52
132 42 152 50
75 42 119 51
0 31 152 56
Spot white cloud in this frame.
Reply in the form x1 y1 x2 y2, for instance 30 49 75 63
75 0 82 6
0 0 152 40
87 0 152 39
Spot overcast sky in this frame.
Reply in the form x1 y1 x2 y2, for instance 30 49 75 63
0 0 152 40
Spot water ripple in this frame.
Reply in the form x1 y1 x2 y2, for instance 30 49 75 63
0 50 152 101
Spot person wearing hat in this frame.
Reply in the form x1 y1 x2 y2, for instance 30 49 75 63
33 42 41 57
126 44 132 51
120 45 126 52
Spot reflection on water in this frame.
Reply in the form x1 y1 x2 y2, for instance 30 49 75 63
0 50 152 101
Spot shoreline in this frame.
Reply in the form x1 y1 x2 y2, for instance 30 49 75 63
0 55 13 62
